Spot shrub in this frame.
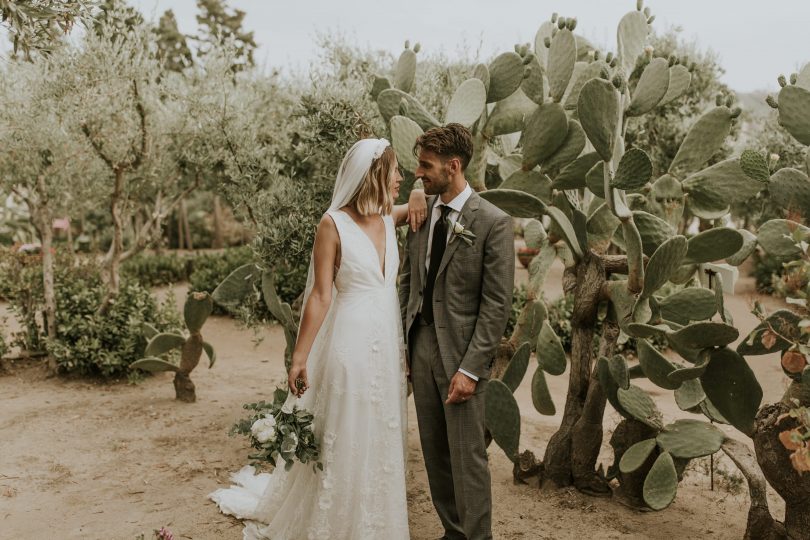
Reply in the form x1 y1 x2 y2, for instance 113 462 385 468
121 251 191 287
45 260 181 377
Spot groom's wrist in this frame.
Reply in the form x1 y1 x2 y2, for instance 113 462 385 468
458 368 479 381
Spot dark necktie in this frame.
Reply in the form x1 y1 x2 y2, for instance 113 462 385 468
422 205 452 325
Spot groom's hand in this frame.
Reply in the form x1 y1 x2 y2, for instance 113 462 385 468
446 371 477 405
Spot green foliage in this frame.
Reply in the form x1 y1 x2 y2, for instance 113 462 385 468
0 0 88 59
122 252 191 287
154 9 193 73
45 260 180 377
195 0 257 72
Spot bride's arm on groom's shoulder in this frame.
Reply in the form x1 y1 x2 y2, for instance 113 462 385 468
392 186 427 231
288 214 339 396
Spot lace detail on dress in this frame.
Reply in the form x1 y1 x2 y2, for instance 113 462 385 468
209 211 408 540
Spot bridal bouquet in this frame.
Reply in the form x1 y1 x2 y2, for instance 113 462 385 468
230 387 322 472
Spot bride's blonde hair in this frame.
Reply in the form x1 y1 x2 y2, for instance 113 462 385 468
348 145 396 216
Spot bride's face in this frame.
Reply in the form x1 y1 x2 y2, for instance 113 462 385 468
389 157 403 199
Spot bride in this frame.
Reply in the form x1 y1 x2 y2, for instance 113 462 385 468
210 138 427 539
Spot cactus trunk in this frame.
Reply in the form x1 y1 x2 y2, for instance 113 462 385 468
753 403 810 540
174 333 204 402
570 319 620 495
542 255 604 486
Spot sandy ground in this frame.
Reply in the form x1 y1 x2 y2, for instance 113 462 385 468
0 261 794 540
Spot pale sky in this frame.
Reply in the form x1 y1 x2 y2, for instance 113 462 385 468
14 0 810 92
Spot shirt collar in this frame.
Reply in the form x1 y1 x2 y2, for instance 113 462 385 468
436 183 472 214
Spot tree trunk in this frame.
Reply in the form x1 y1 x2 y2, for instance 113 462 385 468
609 418 659 507
99 169 125 314
212 194 225 249
33 208 57 372
542 255 605 487
180 198 193 251
753 400 810 540
176 207 184 250
571 319 619 495
721 438 786 540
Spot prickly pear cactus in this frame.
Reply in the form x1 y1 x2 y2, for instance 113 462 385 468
131 292 216 402
372 2 810 531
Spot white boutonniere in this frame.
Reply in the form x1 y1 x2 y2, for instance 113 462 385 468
450 220 476 246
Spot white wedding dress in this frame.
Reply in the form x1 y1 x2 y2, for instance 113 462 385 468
210 209 409 540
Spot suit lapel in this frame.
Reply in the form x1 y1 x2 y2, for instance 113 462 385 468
417 195 439 286
436 191 480 278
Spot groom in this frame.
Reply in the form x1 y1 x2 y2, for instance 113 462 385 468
400 123 515 540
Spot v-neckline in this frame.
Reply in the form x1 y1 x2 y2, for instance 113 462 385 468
339 210 387 280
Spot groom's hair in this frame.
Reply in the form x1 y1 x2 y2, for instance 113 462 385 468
414 123 474 171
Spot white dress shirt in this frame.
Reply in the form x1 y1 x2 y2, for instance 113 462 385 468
421 183 479 381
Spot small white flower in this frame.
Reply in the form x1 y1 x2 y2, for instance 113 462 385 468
769 153 780 163
251 416 277 443
452 221 465 235
281 432 299 453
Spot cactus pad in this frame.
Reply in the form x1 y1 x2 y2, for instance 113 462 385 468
611 148 653 191
619 438 657 474
674 378 706 411
682 158 763 206
769 167 810 220
725 229 758 266
642 235 688 298
627 57 670 117
184 292 213 333
377 88 440 130
390 115 423 173
740 150 770 183
202 341 216 368
683 227 744 265
617 10 649 75
777 84 810 145
700 347 762 436
479 189 546 218
656 419 724 459
638 339 680 390
522 102 569 169
487 52 525 103
660 64 691 105
643 451 678 510
547 28 577 102
531 367 556 416
542 120 585 173
658 287 716 324
553 152 600 190
502 343 531 392
668 321 739 350
577 78 621 161
394 48 417 93
669 107 733 177
212 263 260 308
131 357 180 373
757 219 809 259
484 379 522 461
737 309 802 356
485 89 536 137
632 211 676 257
444 78 487 127
617 385 664 430
609 354 630 390
145 332 186 357
521 54 546 104
499 170 552 203
537 321 566 376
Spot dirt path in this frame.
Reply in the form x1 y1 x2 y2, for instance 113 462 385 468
0 273 793 539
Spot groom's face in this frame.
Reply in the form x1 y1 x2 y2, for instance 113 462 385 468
415 150 451 196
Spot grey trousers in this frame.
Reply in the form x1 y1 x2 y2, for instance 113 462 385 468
410 317 492 540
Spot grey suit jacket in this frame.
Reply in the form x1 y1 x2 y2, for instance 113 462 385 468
399 190 515 381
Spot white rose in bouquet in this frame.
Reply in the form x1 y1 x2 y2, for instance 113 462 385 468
250 415 277 443
281 431 299 454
